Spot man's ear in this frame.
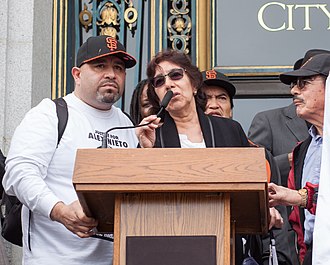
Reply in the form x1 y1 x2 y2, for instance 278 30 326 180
71 67 81 82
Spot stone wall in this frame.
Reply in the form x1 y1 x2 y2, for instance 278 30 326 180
0 0 53 264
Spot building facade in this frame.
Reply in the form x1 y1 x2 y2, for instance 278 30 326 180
1 0 329 263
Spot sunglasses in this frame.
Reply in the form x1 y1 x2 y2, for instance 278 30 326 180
151 68 185 88
290 78 312 89
290 76 325 89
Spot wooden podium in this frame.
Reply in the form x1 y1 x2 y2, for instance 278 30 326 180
73 147 269 265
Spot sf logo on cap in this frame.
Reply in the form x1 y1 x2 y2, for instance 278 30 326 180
206 70 217 79
106 37 117 51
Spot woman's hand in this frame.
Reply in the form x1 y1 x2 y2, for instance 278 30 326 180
135 115 161 148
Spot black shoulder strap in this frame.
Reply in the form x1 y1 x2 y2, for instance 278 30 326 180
28 98 68 250
53 98 68 146
0 150 6 197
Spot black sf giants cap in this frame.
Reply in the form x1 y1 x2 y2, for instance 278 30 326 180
201 69 236 99
76 35 137 68
280 53 330 85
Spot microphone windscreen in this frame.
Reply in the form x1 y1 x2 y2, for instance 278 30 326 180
160 90 173 108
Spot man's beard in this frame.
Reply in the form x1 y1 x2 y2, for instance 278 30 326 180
96 90 120 105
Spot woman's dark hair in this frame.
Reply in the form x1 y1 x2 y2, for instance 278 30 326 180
146 50 206 113
129 79 149 125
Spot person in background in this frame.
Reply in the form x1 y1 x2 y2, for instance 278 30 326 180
201 68 299 264
248 49 330 188
268 53 330 265
2 35 138 264
201 69 235 119
248 49 330 265
129 79 152 124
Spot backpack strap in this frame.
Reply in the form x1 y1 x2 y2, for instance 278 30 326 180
27 98 68 249
28 98 67 249
53 98 68 146
0 150 6 197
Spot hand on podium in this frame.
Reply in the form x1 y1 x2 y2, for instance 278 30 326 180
50 200 98 238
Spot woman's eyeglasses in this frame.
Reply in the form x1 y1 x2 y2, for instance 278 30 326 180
151 68 185 88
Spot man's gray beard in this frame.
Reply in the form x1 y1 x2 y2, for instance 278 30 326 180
96 91 120 105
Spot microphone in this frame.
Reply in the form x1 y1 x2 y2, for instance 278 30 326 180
101 90 173 148
155 90 173 117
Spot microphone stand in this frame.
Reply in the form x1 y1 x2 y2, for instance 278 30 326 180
101 90 173 148
101 106 166 148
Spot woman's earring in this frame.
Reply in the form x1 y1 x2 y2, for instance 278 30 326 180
193 90 197 96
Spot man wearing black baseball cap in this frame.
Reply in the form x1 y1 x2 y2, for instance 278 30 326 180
3 35 138 264
268 53 330 265
201 69 236 118
73 35 137 110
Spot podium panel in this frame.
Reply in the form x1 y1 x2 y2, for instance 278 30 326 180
126 235 217 265
115 193 230 265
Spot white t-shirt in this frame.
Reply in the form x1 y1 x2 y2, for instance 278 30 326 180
3 93 138 265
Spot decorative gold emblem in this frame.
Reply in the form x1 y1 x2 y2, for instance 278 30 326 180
124 1 138 30
97 2 119 26
167 1 191 54
101 27 118 37
79 3 92 32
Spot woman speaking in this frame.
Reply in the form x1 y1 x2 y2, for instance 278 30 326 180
136 49 249 149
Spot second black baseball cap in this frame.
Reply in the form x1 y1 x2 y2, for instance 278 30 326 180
201 69 236 99
280 53 330 85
